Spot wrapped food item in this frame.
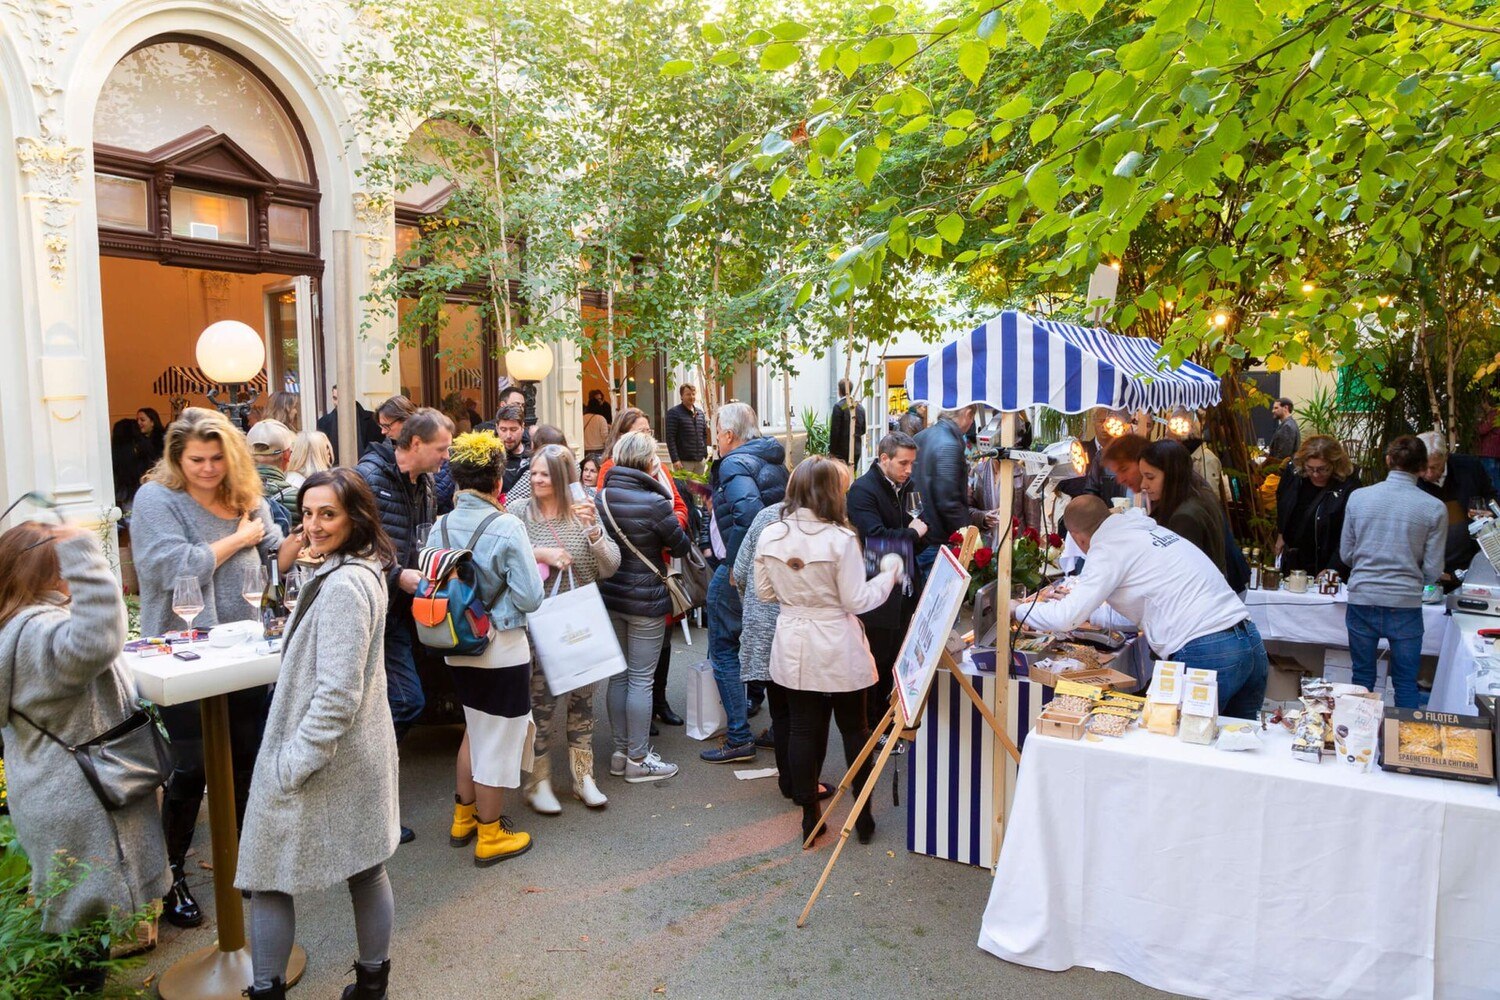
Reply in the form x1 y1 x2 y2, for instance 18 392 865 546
1143 661 1184 735
1332 692 1382 772
1292 710 1329 762
1217 721 1261 751
1086 711 1131 737
1180 676 1219 745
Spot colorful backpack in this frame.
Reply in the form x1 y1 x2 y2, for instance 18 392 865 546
412 513 501 655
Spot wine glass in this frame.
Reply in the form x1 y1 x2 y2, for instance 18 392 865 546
414 523 434 549
171 576 204 630
283 565 307 614
242 564 267 613
905 489 923 521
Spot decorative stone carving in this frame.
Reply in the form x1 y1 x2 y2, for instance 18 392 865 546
0 0 87 141
16 137 84 286
352 189 393 281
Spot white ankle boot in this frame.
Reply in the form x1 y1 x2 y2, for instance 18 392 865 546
570 747 608 809
525 757 562 815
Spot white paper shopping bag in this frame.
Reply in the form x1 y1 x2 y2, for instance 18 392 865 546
685 659 726 741
527 573 627 696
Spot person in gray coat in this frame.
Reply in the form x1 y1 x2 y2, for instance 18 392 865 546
0 523 170 992
235 469 400 1000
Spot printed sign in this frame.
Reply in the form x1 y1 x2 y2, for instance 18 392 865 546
893 545 971 727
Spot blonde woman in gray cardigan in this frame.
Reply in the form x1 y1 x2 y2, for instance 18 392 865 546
236 469 399 1000
0 523 169 994
512 444 620 813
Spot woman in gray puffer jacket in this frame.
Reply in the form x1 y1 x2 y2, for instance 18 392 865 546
0 524 169 992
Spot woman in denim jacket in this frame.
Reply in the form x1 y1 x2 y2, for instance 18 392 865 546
433 432 545 866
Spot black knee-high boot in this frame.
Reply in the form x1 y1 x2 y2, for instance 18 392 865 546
160 777 204 928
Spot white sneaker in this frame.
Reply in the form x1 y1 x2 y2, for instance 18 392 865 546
526 778 562 816
624 749 678 783
610 751 627 777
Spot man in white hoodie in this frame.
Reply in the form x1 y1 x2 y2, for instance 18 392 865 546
1014 495 1268 718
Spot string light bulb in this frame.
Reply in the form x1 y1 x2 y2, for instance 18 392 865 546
1213 311 1230 327
1301 281 1315 294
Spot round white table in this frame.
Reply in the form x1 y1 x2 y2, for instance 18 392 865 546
126 638 306 999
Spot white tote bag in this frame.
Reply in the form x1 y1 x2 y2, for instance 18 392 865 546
527 570 627 696
685 659 727 741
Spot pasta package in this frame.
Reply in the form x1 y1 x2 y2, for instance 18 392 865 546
1180 678 1219 746
1380 707 1497 784
1331 692 1382 773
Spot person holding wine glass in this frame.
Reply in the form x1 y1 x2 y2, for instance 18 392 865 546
130 407 305 929
846 432 927 730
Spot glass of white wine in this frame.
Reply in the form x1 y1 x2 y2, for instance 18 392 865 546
171 576 204 630
283 565 307 614
242 564 267 613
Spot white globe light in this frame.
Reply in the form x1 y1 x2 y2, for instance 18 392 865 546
196 321 266 384
505 342 554 382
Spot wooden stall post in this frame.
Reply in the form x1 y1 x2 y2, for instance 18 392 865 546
991 410 1017 864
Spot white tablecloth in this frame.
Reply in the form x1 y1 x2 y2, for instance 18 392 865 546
1429 612 1500 715
1244 587 1450 657
978 723 1500 999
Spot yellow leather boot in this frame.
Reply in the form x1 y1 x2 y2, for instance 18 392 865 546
474 815 532 867
450 797 478 847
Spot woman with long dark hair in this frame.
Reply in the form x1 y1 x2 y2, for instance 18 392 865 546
237 468 400 1000
433 432 546 864
0 521 169 993
755 456 902 846
111 418 154 508
1138 439 1229 574
137 407 166 462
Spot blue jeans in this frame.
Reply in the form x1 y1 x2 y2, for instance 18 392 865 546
1346 603 1424 709
384 597 426 739
707 564 751 746
1170 620 1269 719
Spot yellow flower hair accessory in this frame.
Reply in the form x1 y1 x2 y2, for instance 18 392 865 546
449 430 504 468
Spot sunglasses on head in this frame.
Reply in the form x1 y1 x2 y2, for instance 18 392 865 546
2 492 64 551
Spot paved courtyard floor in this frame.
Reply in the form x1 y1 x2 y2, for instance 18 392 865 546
130 630 1176 999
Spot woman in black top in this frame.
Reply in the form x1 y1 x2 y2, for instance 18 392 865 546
137 407 167 462
1275 435 1357 574
1138 439 1229 574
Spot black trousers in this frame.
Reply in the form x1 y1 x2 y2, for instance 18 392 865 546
784 686 872 810
766 681 793 798
863 624 904 730
159 686 268 865
654 633 672 708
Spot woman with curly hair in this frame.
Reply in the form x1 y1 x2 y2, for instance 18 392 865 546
435 431 546 866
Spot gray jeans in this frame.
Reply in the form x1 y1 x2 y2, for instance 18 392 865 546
608 612 666 759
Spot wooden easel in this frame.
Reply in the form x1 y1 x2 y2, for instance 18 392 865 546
797 648 1020 927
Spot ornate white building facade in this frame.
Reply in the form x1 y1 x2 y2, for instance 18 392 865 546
0 0 594 525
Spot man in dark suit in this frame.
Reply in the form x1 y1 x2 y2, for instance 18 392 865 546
829 378 868 469
1417 431 1494 581
847 432 928 728
316 384 381 464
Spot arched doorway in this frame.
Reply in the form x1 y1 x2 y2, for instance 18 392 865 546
93 36 323 462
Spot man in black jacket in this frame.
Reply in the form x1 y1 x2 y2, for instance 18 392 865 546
848 432 928 727
355 407 453 843
666 384 710 474
494 404 532 504
829 379 868 470
1417 430 1494 580
316 384 381 464
912 406 993 581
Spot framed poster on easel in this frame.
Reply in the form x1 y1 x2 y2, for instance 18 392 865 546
894 544 971 727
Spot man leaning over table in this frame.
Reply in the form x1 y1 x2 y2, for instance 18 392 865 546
1013 495 1269 719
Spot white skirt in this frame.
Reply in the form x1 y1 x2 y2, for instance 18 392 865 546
448 627 534 788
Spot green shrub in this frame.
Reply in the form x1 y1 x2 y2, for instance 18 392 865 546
0 801 150 998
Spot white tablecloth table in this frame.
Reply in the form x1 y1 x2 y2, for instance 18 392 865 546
978 722 1500 999
1244 586 1450 657
1429 612 1500 715
125 637 300 998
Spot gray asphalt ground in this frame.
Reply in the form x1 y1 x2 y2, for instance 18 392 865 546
130 630 1177 999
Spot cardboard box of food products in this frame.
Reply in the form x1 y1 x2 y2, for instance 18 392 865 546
1380 706 1496 784
1476 696 1500 797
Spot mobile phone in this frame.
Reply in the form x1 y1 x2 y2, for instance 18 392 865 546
569 482 587 503
173 650 202 661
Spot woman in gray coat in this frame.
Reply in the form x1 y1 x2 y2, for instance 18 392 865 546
236 469 399 1000
0 523 169 991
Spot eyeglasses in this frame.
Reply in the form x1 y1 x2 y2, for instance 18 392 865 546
2 492 62 551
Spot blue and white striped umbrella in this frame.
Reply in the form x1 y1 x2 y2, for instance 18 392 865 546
904 310 1221 414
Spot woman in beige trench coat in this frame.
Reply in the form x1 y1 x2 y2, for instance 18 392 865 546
756 456 902 847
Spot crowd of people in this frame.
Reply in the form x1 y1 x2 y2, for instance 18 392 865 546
0 381 1489 996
